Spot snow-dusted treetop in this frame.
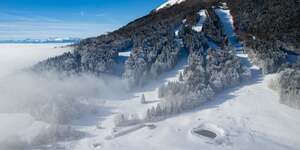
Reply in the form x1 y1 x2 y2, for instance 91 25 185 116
156 0 186 11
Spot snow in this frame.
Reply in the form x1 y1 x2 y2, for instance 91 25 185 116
207 38 220 49
0 114 34 141
105 124 146 140
156 0 186 11
215 5 242 49
119 51 131 57
175 29 179 37
192 10 207 32
286 51 299 63
69 67 300 150
215 9 234 37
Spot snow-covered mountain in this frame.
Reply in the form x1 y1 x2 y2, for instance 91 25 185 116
33 0 299 107
1 0 299 149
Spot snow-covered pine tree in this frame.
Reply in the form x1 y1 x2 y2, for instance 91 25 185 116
156 104 162 116
179 72 184 82
96 121 103 129
165 102 172 114
141 94 146 104
150 106 156 120
114 113 125 127
158 85 166 98
161 103 167 115
146 108 152 121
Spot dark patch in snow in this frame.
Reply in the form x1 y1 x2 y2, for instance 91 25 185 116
194 129 217 139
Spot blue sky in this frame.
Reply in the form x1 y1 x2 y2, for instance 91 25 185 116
0 0 165 40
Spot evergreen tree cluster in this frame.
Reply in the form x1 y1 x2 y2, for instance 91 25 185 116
278 67 300 109
146 45 250 121
114 113 141 127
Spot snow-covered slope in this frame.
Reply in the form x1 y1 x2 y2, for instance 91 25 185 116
215 3 242 49
2 44 299 149
107 74 299 150
2 45 298 149
59 54 300 150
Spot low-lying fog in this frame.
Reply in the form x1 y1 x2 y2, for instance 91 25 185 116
0 44 128 150
0 44 70 78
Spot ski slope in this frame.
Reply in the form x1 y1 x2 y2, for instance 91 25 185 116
215 3 242 50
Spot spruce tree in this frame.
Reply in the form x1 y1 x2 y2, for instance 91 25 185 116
146 109 152 121
141 94 146 104
179 72 184 81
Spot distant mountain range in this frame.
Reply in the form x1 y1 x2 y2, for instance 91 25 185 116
0 37 81 44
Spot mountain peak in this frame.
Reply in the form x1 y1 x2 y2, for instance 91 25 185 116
156 0 187 11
